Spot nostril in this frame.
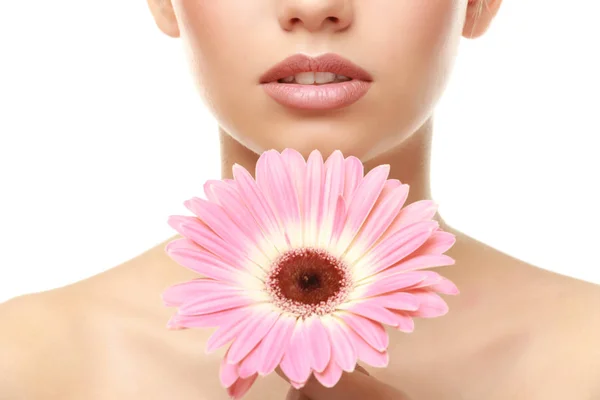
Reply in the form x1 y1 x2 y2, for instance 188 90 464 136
327 16 339 23
290 17 301 25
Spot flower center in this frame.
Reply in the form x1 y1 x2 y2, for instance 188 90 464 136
265 247 352 317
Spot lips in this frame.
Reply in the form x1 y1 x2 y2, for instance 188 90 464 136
259 53 373 84
259 53 373 111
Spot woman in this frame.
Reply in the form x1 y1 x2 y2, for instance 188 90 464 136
1 1 599 399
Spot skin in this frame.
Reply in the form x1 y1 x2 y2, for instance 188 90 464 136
2 0 600 399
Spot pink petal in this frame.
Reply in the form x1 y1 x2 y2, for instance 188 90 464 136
206 308 256 353
280 319 312 383
344 182 409 264
324 317 357 372
281 148 307 216
232 163 288 251
329 196 347 247
341 302 399 327
290 380 307 390
226 309 280 364
303 150 324 243
226 374 258 399
406 291 449 318
256 150 301 245
368 292 420 312
338 312 388 351
256 314 296 376
238 346 262 379
413 230 456 255
388 254 455 273
184 197 256 252
166 308 239 330
335 164 390 254
318 150 345 246
382 199 438 242
429 278 460 295
164 238 251 285
220 355 239 388
161 278 240 307
314 359 343 388
356 220 439 279
344 325 389 368
342 156 364 202
356 271 428 298
203 179 278 261
304 317 331 373
178 292 258 316
392 312 415 332
166 223 257 279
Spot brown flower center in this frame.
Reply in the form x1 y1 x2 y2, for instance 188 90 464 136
265 248 352 317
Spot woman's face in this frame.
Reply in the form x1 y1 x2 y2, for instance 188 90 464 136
166 0 472 161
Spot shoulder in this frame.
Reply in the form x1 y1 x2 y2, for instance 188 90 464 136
0 289 86 399
531 276 600 398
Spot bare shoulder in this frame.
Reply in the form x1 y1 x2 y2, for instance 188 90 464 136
529 272 600 398
0 289 87 399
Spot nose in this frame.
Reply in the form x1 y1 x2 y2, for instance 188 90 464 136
278 0 353 33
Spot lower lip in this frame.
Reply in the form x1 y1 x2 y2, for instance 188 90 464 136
261 80 372 111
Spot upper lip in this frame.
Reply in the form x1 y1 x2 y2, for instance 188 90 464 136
259 53 373 84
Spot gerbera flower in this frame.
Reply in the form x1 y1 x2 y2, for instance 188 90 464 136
163 148 458 399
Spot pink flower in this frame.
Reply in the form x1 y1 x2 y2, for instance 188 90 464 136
163 149 457 398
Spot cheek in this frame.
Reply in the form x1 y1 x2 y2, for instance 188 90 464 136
173 1 267 107
363 1 464 96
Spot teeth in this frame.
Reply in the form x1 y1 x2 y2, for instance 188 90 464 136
278 72 352 85
295 72 317 85
315 72 336 84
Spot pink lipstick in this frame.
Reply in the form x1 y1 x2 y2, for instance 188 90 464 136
259 53 373 111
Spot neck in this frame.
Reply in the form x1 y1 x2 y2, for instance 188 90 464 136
219 116 446 227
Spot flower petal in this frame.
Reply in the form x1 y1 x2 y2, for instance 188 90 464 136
303 150 325 245
340 302 399 327
165 238 257 286
304 316 331 373
206 307 256 353
161 278 241 307
226 308 280 364
344 182 409 265
343 325 389 368
280 319 312 383
314 359 343 388
238 346 262 379
354 271 428 298
323 316 357 372
382 199 438 242
392 312 415 332
385 254 455 274
256 150 302 247
406 291 449 318
178 291 261 316
335 164 390 255
338 312 388 351
317 150 345 247
256 313 296 376
281 148 307 221
203 179 280 262
342 156 364 202
226 374 258 400
367 292 420 312
353 220 439 281
220 354 239 388
232 163 289 251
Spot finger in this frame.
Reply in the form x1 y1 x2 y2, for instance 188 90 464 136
285 387 307 400
299 369 408 400
284 365 370 400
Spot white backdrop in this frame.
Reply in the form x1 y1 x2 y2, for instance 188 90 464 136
1 1 599 303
